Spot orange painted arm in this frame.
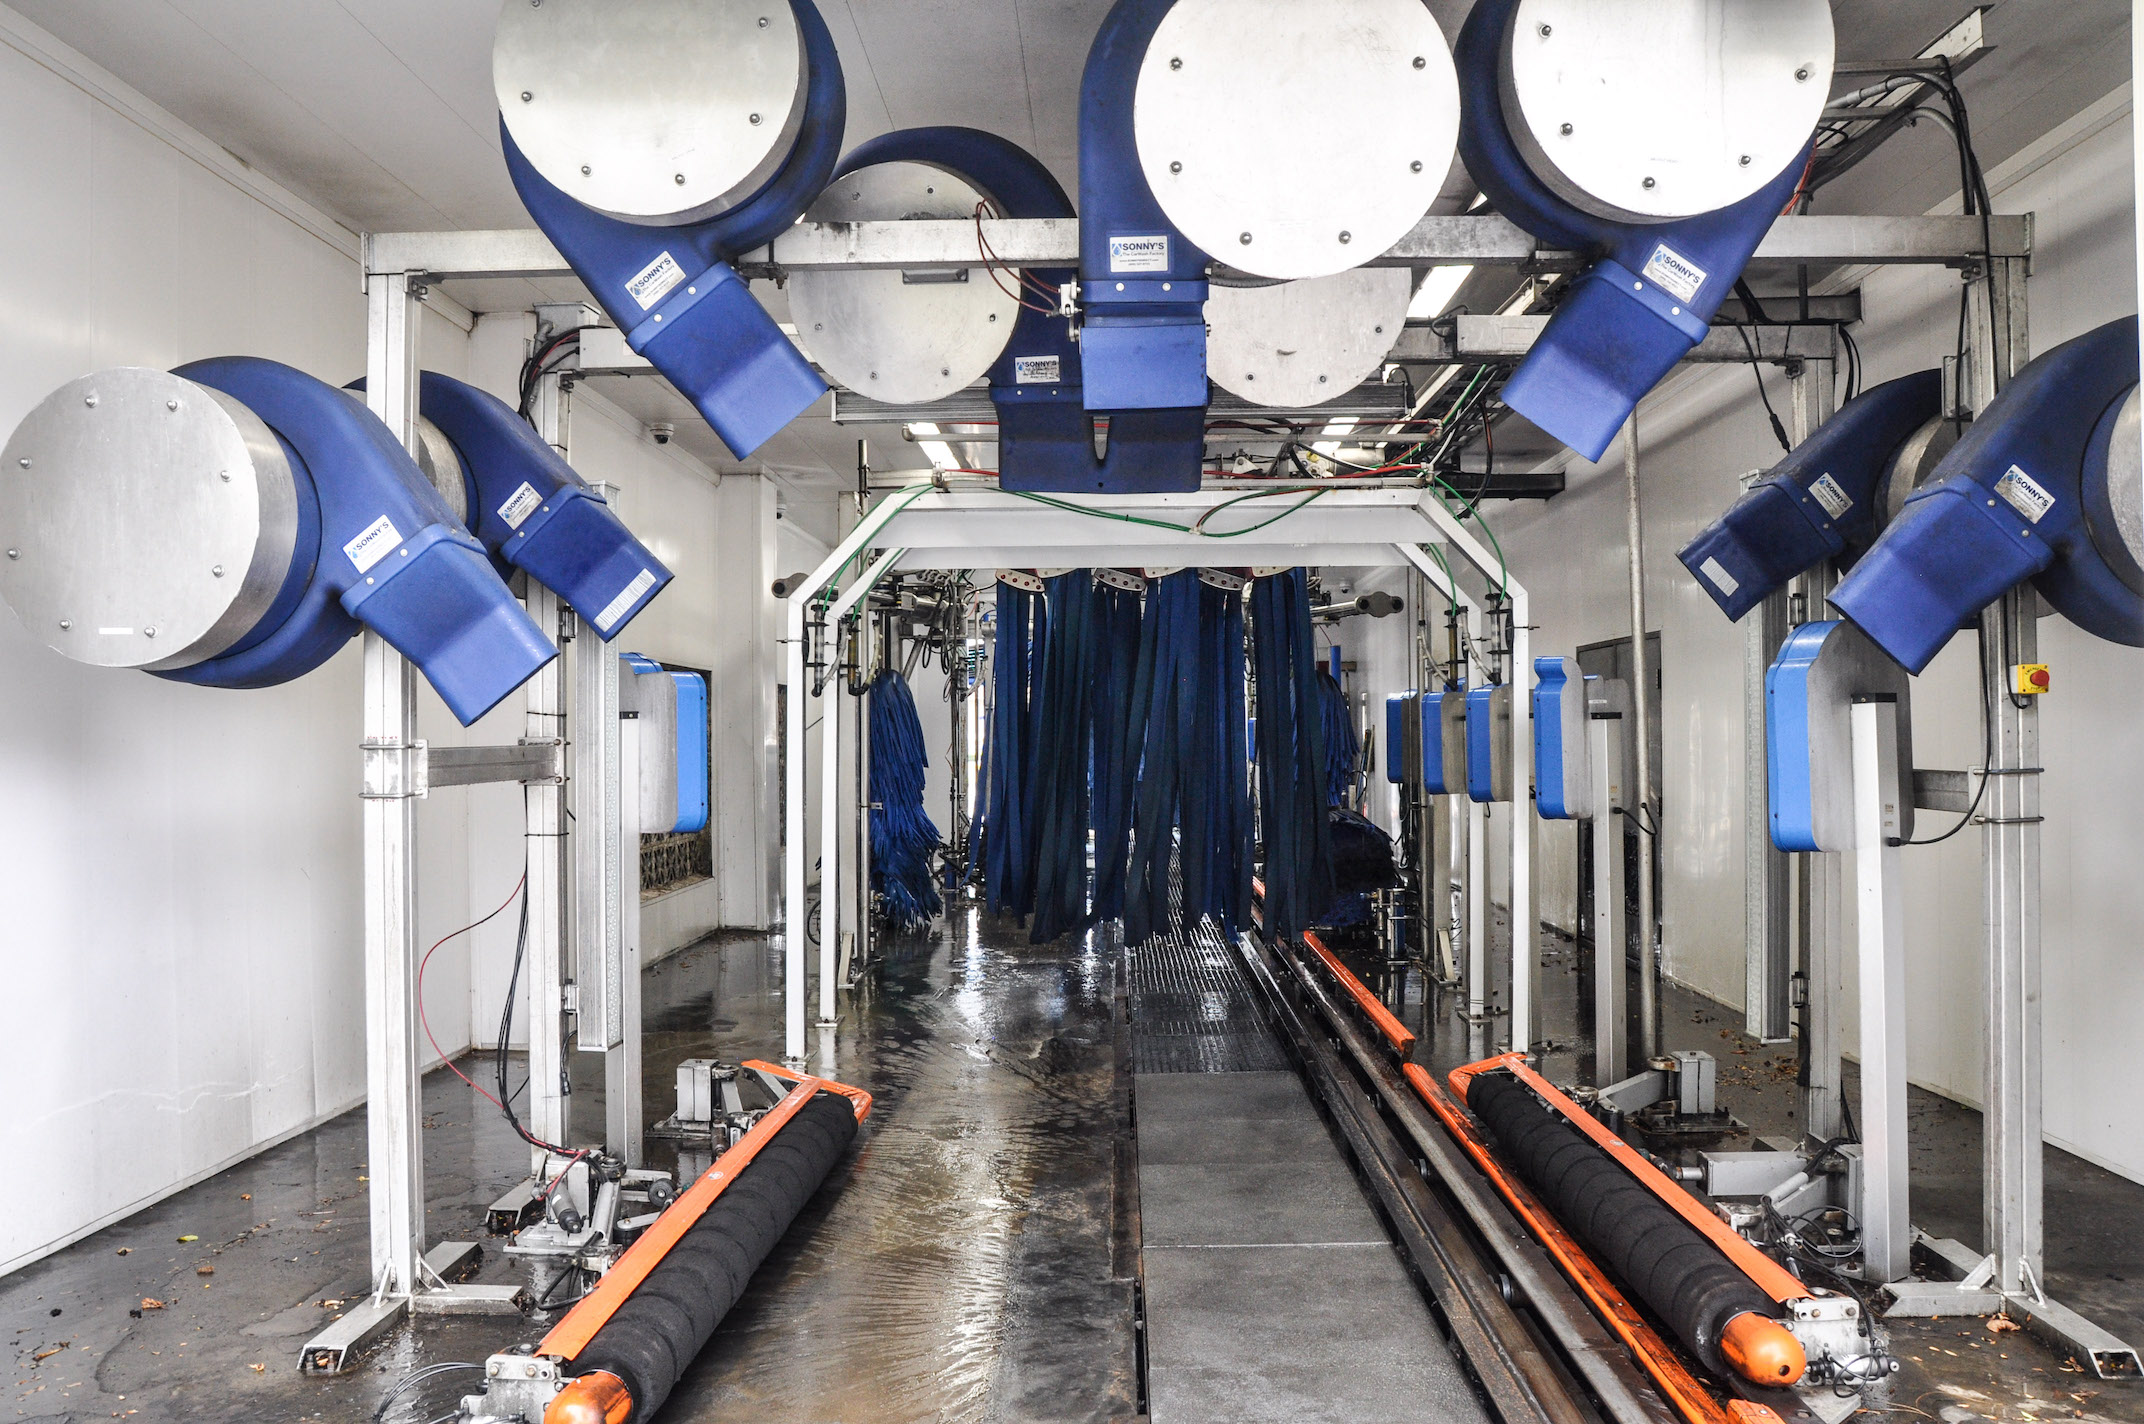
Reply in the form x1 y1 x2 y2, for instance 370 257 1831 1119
1404 1063 1754 1424
744 1059 874 1121
1449 1055 1808 1307
1301 931 1416 1055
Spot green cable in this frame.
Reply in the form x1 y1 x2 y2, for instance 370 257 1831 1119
815 483 935 611
1430 475 1508 600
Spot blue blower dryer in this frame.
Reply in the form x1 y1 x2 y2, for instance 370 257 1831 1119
1455 0 1831 461
1679 371 1945 621
403 371 672 640
1832 317 2144 671
0 360 556 726
494 0 846 460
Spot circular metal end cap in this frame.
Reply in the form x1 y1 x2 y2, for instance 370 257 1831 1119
1134 0 1459 280
1206 268 1412 408
789 161 1020 405
494 0 807 225
1503 0 1834 222
0 369 298 672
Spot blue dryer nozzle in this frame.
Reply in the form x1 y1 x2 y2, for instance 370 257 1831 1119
343 526 559 725
1679 370 1943 622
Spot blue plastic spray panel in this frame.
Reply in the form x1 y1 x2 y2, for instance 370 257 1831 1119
1465 683 1513 804
1764 621 1915 853
1532 656 1592 821
1422 685 1469 796
622 653 710 836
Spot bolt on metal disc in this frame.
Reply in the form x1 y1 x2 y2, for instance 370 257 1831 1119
1503 0 1834 223
494 0 807 225
1134 0 1459 280
0 369 299 672
1207 269 1413 408
789 161 1021 406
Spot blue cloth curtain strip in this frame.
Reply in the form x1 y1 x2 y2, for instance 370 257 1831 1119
1089 582 1145 923
1317 667 1360 808
1250 569 1338 941
1030 572 1101 944
981 584 1046 918
868 669 944 933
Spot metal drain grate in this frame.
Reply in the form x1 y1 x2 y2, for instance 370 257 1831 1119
1127 920 1288 1074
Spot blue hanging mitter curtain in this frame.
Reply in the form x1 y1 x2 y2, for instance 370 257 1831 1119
868 669 944 933
1088 579 1146 924
981 581 1047 920
1251 569 1338 940
1029 571 1103 944
1317 667 1359 808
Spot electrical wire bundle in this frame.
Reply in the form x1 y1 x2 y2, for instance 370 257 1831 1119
1250 569 1338 941
868 669 944 934
980 581 1047 919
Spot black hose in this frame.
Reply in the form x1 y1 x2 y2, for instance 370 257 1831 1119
572 1095 859 1420
1465 1071 1776 1377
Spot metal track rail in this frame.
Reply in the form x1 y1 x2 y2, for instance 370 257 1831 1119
1233 928 1678 1424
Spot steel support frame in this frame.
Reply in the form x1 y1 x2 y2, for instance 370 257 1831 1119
1394 543 1532 1053
302 271 530 1374
1589 713 1630 1086
1401 555 1491 1025
818 551 905 1030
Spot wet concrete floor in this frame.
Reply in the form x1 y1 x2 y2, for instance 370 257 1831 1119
2 907 1134 1424
8 898 2144 1424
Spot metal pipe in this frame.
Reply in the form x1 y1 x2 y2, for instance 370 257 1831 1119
1624 415 1660 1060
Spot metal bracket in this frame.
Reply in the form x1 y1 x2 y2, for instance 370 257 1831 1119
360 738 428 799
360 738 565 799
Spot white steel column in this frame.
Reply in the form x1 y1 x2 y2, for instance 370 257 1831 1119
818 551 902 1024
1509 589 1534 1053
523 371 572 1161
609 709 645 1166
1589 714 1629 1085
360 271 425 1300
1622 415 1659 1061
1851 700 1910 1285
573 592 623 1061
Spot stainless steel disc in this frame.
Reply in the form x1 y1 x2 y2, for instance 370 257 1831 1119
1876 416 1960 530
412 416 471 528
790 162 1021 406
1206 269 1413 408
2090 386 2144 590
1503 0 1834 223
1134 0 1459 280
494 0 807 226
0 369 299 672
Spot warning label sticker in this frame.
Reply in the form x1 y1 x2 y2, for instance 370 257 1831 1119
1013 356 1062 385
343 514 402 574
1699 557 1741 598
498 482 543 530
594 568 658 633
1108 235 1170 274
1994 465 2056 524
1641 243 1709 305
626 251 688 311
1808 472 1853 521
